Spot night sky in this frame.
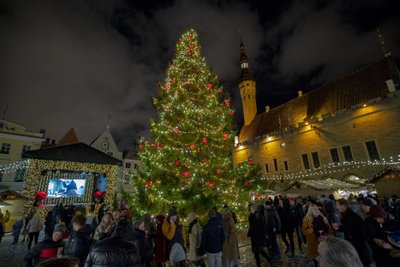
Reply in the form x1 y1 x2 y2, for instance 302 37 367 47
1 0 399 150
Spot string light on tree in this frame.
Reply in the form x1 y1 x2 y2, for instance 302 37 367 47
125 29 262 217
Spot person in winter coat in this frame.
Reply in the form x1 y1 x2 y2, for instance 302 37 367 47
302 203 331 267
264 200 281 261
27 211 44 249
365 205 399 267
154 214 168 267
162 208 186 254
12 218 24 244
44 211 56 238
247 205 272 267
222 209 240 267
23 224 66 267
280 198 295 257
187 213 205 267
324 199 344 239
201 208 225 267
92 211 114 242
133 217 155 266
85 218 142 267
66 214 91 267
336 198 373 267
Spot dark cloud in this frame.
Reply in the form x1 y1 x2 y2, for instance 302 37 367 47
264 0 400 92
0 0 399 149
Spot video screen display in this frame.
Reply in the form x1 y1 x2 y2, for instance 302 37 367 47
47 178 86 198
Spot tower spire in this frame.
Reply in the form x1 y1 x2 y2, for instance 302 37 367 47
239 41 255 82
376 28 391 58
238 39 257 126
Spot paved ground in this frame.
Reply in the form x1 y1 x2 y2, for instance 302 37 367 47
0 233 314 267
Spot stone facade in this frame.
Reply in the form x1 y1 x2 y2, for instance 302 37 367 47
232 51 400 192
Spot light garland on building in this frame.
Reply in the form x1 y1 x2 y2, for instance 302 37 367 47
0 160 30 174
261 156 400 182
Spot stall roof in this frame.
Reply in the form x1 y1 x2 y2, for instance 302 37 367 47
22 143 121 165
288 178 361 191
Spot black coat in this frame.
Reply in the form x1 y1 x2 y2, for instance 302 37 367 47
132 228 153 264
264 207 281 233
365 217 398 267
67 229 91 267
248 212 267 248
84 236 142 267
340 208 373 266
201 217 225 253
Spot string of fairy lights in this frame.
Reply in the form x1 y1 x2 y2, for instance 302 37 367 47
261 155 400 181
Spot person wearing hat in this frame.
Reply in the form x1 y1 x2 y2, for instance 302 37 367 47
365 205 399 266
162 208 186 255
361 198 375 219
23 224 66 267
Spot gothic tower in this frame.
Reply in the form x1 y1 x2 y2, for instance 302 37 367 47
239 41 257 126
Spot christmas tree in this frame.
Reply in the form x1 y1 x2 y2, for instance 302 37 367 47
126 29 261 218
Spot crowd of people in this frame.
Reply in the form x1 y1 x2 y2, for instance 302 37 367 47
1 193 399 267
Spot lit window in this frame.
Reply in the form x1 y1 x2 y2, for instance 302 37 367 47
0 143 11 154
15 168 26 182
22 145 31 153
241 62 248 69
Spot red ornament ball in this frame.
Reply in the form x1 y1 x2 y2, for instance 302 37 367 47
175 160 181 166
182 170 190 177
244 179 249 188
207 181 215 188
207 83 212 89
204 157 209 163
229 111 235 117
224 101 231 107
189 143 195 150
216 169 223 174
223 133 229 139
202 137 207 144
145 180 152 188
138 143 143 151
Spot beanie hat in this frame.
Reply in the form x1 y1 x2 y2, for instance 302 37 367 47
53 224 66 233
169 243 186 262
369 205 387 219
168 208 178 217
362 198 374 207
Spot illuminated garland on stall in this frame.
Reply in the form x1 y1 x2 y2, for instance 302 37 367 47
22 159 118 214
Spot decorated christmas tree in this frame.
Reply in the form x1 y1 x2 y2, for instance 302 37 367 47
126 29 261 218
